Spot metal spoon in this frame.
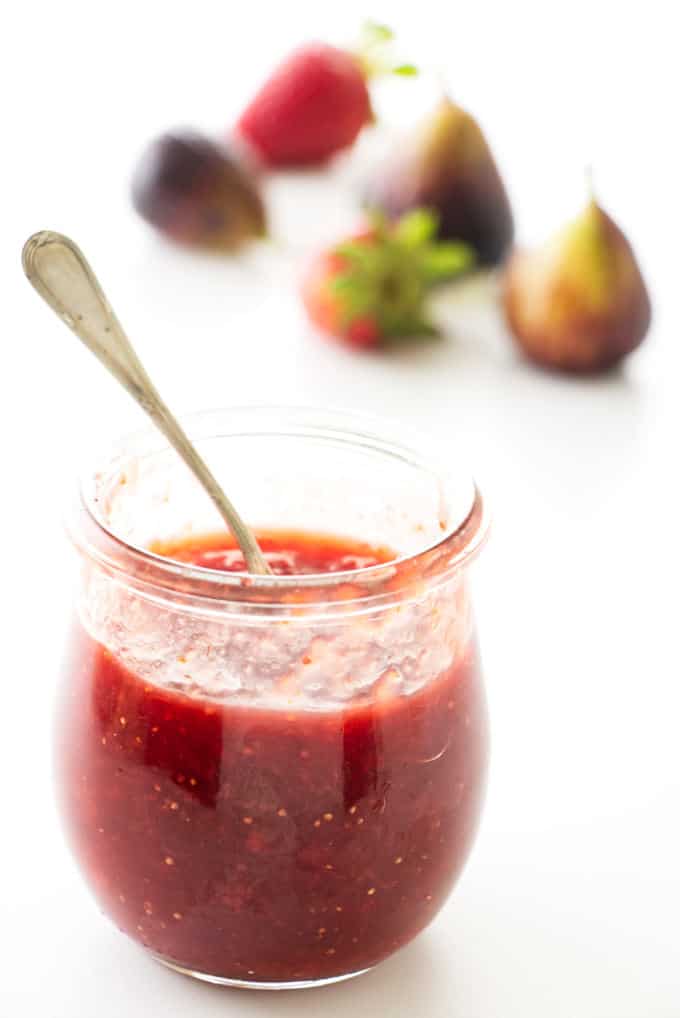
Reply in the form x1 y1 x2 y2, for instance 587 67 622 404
22 230 272 576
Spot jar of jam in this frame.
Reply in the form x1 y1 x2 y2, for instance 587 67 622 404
56 407 489 989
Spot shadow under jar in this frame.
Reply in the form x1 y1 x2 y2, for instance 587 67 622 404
55 407 490 990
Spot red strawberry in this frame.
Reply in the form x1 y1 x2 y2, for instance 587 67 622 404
235 25 416 168
237 43 370 167
301 212 474 350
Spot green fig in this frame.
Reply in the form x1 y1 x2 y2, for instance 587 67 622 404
364 96 514 266
503 198 652 373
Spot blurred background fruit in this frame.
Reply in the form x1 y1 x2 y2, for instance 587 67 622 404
131 130 266 250
502 195 651 373
301 210 473 348
235 42 373 167
235 24 415 168
364 96 514 266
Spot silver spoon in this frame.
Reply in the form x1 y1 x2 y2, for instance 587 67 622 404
22 230 272 576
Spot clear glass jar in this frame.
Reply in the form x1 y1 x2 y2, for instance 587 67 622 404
55 407 489 989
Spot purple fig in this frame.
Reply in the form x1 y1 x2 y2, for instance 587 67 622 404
131 130 266 250
503 197 652 373
364 96 513 266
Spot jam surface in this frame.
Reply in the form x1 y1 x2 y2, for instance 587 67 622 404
153 529 395 576
56 532 488 983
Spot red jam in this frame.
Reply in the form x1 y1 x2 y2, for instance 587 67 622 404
56 532 488 984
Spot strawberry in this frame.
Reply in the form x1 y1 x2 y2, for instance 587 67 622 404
301 211 474 350
235 24 416 168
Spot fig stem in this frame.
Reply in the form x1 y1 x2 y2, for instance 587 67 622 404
22 231 272 576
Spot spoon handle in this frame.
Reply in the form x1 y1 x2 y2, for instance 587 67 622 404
22 231 271 576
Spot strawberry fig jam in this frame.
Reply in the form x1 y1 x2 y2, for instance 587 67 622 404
56 410 489 988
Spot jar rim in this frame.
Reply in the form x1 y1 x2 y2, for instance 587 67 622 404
69 406 488 613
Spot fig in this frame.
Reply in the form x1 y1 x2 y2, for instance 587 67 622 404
364 96 513 266
502 197 652 373
131 130 266 250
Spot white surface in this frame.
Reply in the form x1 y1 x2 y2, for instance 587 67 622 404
2 2 678 1016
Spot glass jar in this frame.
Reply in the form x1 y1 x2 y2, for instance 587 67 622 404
55 407 489 989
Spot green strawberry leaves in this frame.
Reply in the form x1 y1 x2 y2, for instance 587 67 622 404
361 22 394 45
393 209 437 246
356 22 419 81
389 210 475 279
421 242 474 282
326 210 474 343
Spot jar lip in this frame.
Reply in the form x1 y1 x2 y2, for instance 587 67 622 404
71 406 488 608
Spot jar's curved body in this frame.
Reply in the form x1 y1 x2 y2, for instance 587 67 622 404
54 408 489 989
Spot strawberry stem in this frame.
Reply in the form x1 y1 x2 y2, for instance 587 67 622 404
354 21 418 81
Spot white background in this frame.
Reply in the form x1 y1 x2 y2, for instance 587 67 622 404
2 2 678 1016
